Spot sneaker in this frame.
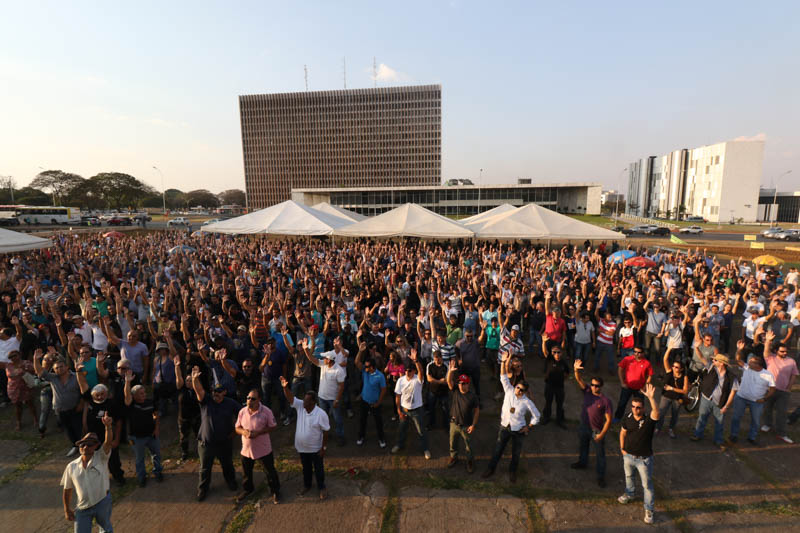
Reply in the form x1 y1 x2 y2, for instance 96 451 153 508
155 472 164 483
778 435 794 444
447 457 458 468
689 435 701 442
378 440 387 449
424 450 431 460
618 494 632 504
66 447 78 457
391 445 401 454
570 461 587 470
319 488 328 500
180 453 190 462
668 428 676 439
282 417 291 426
272 493 280 505
347 409 354 419
197 488 207 502
761 425 771 433
644 510 654 524
356 438 364 446
466 460 474 473
747 438 759 446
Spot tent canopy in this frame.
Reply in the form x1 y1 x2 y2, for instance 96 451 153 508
0 228 52 254
464 203 625 240
311 202 367 222
461 204 518 224
202 200 351 235
334 203 474 239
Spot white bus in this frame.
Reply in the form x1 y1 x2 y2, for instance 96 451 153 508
2 205 82 225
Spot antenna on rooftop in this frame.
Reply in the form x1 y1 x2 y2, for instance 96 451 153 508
304 65 308 91
373 57 377 87
342 57 347 89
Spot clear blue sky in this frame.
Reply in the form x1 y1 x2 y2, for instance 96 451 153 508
1 1 798 194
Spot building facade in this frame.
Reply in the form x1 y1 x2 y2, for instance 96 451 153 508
292 182 601 217
240 85 441 209
626 139 763 222
757 188 800 223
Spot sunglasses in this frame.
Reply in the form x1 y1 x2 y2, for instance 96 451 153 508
246 396 258 401
590 383 601 388
631 405 643 410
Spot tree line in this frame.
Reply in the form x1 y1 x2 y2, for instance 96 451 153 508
0 171 245 210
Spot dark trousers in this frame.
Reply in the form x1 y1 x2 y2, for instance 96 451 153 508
577 423 606 479
179 416 201 455
487 425 525 473
262 375 287 419
109 445 124 479
198 440 236 491
427 392 449 428
462 366 481 404
358 400 385 441
614 387 643 420
299 451 325 490
57 409 83 446
241 452 281 495
543 383 565 422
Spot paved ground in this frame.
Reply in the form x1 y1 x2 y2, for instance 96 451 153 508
1 350 798 532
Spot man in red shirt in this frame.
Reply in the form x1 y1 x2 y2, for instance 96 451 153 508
544 293 566 353
613 346 652 422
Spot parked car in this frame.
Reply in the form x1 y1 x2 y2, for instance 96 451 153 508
201 218 222 226
80 216 101 226
645 227 671 236
774 229 800 240
0 215 20 226
133 213 152 222
167 217 190 227
685 215 707 223
679 225 703 234
762 227 783 238
107 216 133 226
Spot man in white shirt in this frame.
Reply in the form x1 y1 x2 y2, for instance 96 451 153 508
482 351 541 483
302 341 346 446
61 414 114 532
280 376 330 500
391 348 430 459
730 349 775 445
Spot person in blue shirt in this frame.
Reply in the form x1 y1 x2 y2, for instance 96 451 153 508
354 342 387 448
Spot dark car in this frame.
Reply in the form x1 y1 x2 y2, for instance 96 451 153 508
107 216 133 226
80 216 101 226
0 216 20 226
645 227 671 236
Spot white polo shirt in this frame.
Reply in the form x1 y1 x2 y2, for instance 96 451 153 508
291 398 330 453
395 373 424 410
60 447 110 510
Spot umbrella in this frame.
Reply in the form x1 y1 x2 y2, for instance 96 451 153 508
625 256 656 268
168 245 196 254
752 255 784 266
103 231 125 239
607 250 637 264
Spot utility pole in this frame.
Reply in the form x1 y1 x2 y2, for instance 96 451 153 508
478 168 483 212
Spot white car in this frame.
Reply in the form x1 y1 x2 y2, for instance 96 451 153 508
762 227 783 238
167 217 190 227
679 225 703 234
201 218 222 226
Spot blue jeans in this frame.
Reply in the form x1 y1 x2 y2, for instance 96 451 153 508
318 398 344 439
730 396 764 442
623 454 654 512
577 423 606 479
396 406 429 452
655 396 681 431
74 492 112 533
261 375 287 419
694 396 725 445
574 342 592 363
530 330 542 353
131 435 162 482
594 343 616 373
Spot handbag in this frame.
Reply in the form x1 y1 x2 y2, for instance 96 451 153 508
22 371 38 389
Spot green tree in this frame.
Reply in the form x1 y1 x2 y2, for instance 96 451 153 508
30 170 85 205
218 189 246 206
164 189 185 210
15 187 51 205
88 172 157 209
185 189 220 208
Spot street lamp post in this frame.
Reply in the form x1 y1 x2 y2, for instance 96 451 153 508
478 168 483 213
152 166 166 214
771 170 792 225
614 167 627 223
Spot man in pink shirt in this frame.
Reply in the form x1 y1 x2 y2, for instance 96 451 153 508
235 388 281 503
762 332 799 443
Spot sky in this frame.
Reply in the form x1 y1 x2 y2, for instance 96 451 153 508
1 1 798 195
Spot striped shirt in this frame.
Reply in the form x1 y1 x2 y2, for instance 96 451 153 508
499 328 525 359
597 319 616 345
431 340 456 362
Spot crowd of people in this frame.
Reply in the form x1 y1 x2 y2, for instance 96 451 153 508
0 230 796 531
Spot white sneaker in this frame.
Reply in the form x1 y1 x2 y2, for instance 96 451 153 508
378 440 387 449
778 435 794 444
617 494 632 504
424 450 431 460
391 445 401 454
644 510 654 524
761 425 771 433
668 428 676 439
356 438 364 446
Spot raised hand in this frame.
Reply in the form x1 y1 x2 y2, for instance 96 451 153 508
643 382 655 399
574 359 584 372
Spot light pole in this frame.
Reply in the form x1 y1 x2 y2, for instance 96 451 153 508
771 170 792 225
152 166 166 215
614 167 627 223
478 168 483 213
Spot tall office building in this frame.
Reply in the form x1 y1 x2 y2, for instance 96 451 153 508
626 139 764 222
240 84 441 209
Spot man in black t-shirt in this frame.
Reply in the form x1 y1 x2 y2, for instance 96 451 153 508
425 351 449 429
77 374 126 486
540 337 570 427
446 361 480 473
175 357 201 461
617 383 659 525
123 370 163 487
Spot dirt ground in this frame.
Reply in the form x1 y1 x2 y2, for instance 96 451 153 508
1 348 798 533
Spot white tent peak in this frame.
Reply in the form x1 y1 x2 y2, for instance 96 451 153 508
311 202 367 222
334 203 474 238
0 228 52 254
461 204 518 224
202 200 351 235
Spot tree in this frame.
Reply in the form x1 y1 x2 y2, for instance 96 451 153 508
218 189 246 206
15 187 51 206
184 189 219 208
164 189 185 210
87 173 157 209
30 171 85 205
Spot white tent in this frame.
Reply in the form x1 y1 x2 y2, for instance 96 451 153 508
311 202 367 222
0 228 52 253
334 203 475 239
464 203 625 240
202 200 351 235
461 203 518 224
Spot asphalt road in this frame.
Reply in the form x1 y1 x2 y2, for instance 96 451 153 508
626 231 781 242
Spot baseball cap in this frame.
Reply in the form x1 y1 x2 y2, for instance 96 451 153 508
155 342 169 352
511 324 520 332
212 384 226 393
457 374 470 385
